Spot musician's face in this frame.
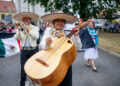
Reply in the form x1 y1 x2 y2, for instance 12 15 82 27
53 19 65 30
88 21 94 28
23 17 31 25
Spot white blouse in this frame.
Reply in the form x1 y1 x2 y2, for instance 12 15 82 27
39 27 82 50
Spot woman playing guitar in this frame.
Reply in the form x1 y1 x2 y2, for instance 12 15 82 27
24 11 88 86
39 11 81 86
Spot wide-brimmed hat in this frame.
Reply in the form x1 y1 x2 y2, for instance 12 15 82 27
41 11 78 23
14 12 39 22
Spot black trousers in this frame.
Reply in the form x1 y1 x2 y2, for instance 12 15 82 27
20 48 37 86
58 66 72 86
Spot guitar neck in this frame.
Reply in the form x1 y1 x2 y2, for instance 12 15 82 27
67 22 88 38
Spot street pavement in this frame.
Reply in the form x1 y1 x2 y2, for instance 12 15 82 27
0 49 120 86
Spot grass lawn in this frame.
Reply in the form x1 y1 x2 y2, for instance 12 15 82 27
98 31 120 54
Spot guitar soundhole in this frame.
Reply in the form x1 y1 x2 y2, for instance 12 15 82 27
67 40 72 44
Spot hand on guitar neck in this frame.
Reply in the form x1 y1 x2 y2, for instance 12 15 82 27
74 22 83 36
70 22 88 36
73 26 80 36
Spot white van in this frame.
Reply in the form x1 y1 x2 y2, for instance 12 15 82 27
94 19 103 30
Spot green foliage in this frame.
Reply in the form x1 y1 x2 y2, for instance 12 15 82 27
25 0 120 21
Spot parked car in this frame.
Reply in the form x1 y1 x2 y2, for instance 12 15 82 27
94 19 103 30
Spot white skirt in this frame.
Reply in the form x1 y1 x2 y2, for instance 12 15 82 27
84 47 98 61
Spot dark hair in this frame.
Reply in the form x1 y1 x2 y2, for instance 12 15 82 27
52 19 66 24
31 21 36 25
23 17 32 21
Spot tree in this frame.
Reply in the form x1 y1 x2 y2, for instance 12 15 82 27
25 0 120 21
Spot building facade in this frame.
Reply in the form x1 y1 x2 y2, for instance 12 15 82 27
0 0 17 23
14 0 48 17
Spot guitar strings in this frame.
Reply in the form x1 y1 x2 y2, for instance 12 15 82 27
42 38 67 60
36 22 86 61
38 38 68 62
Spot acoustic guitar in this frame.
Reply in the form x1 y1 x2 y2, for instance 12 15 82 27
24 22 88 86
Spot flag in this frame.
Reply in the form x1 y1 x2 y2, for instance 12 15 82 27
0 37 20 58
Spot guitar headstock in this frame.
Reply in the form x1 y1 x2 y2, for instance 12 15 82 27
67 21 88 38
77 21 88 29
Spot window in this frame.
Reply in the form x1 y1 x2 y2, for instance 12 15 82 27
1 14 5 20
4 5 7 8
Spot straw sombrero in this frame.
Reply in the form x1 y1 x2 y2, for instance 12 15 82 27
14 12 39 22
41 11 78 23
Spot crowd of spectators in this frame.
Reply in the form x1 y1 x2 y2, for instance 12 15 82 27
103 21 120 32
0 22 16 38
0 22 16 34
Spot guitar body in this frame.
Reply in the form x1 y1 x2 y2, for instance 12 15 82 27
24 38 77 86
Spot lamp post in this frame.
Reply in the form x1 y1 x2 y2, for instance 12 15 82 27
28 2 30 12
32 3 35 13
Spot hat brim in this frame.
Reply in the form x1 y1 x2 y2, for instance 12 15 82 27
41 13 78 23
14 12 39 22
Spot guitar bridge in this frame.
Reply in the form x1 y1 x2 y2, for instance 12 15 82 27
36 58 49 67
